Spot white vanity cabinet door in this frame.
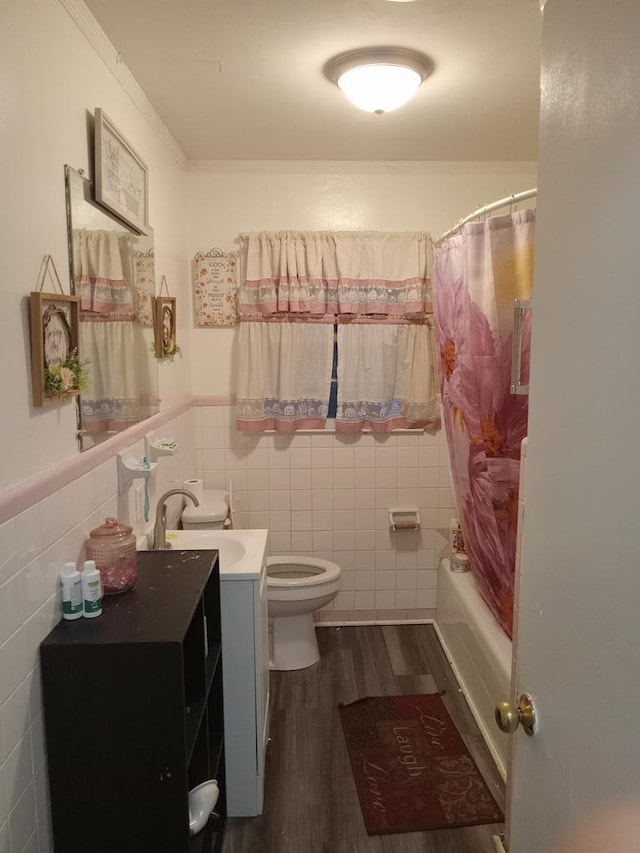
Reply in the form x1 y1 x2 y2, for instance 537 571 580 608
220 559 269 816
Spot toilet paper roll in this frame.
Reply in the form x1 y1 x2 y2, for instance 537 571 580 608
183 479 204 504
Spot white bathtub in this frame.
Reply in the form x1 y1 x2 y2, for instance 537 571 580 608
435 559 512 778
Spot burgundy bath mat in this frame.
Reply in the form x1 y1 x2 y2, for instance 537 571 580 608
339 694 503 835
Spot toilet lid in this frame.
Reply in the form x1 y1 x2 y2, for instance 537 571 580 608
182 489 228 524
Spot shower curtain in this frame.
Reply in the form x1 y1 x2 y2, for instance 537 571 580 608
433 209 535 638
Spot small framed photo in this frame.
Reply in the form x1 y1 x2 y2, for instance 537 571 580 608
154 296 180 360
29 292 83 407
94 107 149 235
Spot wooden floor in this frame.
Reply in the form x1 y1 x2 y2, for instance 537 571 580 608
223 624 505 853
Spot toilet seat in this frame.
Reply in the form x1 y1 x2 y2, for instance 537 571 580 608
266 556 341 588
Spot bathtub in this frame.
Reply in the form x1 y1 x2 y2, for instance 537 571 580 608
435 559 512 778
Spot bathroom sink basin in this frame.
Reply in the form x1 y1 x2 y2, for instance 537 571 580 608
148 529 269 580
166 530 246 566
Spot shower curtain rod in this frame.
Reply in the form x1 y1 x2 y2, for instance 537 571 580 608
434 187 537 246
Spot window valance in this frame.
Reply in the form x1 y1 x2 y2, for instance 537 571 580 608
239 230 433 318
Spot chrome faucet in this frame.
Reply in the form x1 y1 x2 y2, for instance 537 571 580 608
152 489 200 550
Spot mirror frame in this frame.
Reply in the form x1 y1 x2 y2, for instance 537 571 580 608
64 164 159 451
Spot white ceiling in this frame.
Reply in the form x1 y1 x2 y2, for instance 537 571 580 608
84 0 542 162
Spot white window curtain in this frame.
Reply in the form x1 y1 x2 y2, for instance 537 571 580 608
236 321 333 432
236 230 439 433
336 323 440 432
73 230 154 436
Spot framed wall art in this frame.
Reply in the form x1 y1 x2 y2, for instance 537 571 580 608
154 295 180 360
94 107 149 235
192 249 238 326
29 291 84 407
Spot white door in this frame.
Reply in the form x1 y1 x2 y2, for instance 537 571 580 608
506 1 640 850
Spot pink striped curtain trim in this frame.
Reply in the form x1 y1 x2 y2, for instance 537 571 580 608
238 310 432 324
80 308 135 322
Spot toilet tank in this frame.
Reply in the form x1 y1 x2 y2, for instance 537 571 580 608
181 490 228 529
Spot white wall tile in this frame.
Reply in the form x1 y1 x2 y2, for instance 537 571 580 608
268 511 290 532
333 552 355 572
333 531 355 551
375 591 396 609
291 511 312 531
396 589 417 608
312 531 333 552
289 448 311 469
247 469 269 491
290 469 312 490
0 682 29 762
354 550 376 571
291 532 312 553
333 469 355 489
312 510 333 531
0 632 29 708
269 491 291 511
333 510 355 531
0 574 28 648
0 523 18 587
333 490 354 510
13 511 40 573
269 470 290 490
8 783 36 853
290 490 311 510
355 591 375 609
312 491 333 511
268 532 291 553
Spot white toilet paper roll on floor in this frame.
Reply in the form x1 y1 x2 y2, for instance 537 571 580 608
183 479 204 504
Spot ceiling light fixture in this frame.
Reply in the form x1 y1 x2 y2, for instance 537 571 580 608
325 47 434 115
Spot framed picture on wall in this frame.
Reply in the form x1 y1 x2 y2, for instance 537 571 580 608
94 107 149 235
29 292 84 407
153 296 180 360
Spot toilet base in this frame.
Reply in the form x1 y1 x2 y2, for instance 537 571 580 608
269 613 319 671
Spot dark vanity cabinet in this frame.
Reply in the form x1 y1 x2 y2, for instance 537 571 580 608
40 550 225 853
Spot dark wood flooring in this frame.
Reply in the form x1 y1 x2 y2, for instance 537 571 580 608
223 624 504 853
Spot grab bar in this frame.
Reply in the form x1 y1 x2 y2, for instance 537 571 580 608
511 298 531 395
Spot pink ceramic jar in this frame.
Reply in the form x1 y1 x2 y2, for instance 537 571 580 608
85 517 138 595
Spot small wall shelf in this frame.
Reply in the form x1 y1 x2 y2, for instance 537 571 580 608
144 434 179 461
117 452 158 490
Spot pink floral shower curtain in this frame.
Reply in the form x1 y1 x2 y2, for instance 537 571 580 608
433 210 535 638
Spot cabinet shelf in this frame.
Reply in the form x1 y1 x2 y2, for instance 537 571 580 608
40 550 226 853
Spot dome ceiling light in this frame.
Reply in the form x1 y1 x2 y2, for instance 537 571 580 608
325 47 434 115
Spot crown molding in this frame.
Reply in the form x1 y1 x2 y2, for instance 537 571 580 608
58 0 187 168
186 160 538 175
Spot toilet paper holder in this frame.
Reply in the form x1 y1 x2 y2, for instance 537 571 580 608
389 509 421 531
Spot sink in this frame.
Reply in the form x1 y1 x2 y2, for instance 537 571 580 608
141 529 268 580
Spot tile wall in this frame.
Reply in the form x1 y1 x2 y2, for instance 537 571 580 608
195 405 456 623
0 410 196 853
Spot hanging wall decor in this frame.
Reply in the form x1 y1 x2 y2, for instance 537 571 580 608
94 107 149 235
192 248 238 327
134 247 155 326
29 255 87 407
153 276 180 360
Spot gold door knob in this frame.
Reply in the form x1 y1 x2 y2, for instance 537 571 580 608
495 693 536 736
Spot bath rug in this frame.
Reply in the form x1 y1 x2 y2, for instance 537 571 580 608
338 694 503 835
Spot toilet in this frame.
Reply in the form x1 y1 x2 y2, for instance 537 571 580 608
178 490 342 672
266 556 341 671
